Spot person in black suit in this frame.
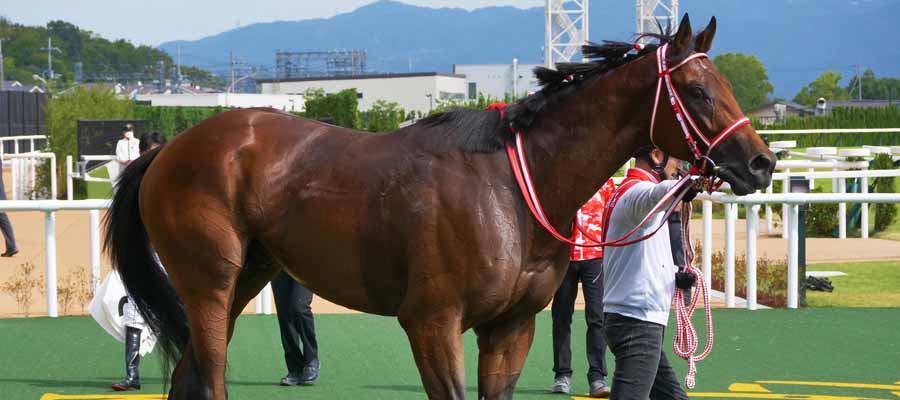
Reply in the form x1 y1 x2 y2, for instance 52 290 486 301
272 271 320 386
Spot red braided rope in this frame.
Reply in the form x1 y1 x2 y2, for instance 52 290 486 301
671 201 714 389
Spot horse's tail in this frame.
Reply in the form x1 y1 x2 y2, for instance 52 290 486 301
103 145 189 371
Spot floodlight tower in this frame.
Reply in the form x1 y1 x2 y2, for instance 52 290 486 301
636 0 678 42
545 0 589 67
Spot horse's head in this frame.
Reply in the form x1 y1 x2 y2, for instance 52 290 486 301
649 15 775 195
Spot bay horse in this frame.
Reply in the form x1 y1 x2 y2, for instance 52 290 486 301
105 15 774 400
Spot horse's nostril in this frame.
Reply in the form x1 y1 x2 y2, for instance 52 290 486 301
749 153 774 174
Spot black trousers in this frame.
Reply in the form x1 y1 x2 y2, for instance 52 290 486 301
0 174 17 252
272 271 318 373
603 313 688 400
552 258 607 382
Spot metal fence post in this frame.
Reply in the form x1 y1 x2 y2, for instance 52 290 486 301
746 204 759 310
702 200 713 289
46 211 58 317
838 177 847 239
781 168 790 239
861 176 869 238
49 155 57 200
66 156 74 201
89 209 101 291
725 203 737 308
787 204 800 309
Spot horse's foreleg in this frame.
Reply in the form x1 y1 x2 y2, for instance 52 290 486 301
474 315 536 400
400 310 467 400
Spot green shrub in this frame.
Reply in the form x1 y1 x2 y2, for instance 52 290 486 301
758 105 900 147
696 241 788 308
872 154 898 233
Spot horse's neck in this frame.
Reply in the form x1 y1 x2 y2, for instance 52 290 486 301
525 58 656 235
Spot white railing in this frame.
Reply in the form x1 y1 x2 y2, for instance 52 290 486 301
3 152 57 200
0 135 49 156
0 200 275 318
0 200 107 318
758 128 900 135
697 192 900 310
65 155 119 200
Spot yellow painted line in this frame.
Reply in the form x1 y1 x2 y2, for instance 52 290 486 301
729 383 772 393
40 394 166 400
757 381 900 392
687 392 889 399
892 392 900 398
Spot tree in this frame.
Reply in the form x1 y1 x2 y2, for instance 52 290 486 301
711 53 774 111
303 88 360 129
363 100 406 132
793 71 850 107
845 68 900 101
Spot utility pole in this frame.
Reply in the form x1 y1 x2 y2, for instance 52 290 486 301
0 38 5 91
230 50 235 93
175 44 183 93
40 37 62 79
855 64 863 100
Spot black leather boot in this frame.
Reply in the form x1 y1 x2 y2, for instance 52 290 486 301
111 327 142 391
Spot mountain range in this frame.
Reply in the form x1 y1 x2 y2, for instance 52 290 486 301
160 0 900 98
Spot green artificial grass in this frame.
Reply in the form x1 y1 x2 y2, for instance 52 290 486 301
2 309 899 399
806 261 900 308
84 167 113 200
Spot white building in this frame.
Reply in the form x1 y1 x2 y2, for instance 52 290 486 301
135 93 306 112
258 73 467 113
453 62 542 100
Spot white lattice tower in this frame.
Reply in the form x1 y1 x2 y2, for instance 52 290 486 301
545 0 589 67
636 0 678 42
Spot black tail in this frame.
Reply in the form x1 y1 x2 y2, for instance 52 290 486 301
103 145 189 376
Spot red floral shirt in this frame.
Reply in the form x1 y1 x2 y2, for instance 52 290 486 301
570 179 617 261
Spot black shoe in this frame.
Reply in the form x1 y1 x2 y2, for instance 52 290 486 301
280 372 304 386
1 249 18 257
111 327 141 391
299 359 319 385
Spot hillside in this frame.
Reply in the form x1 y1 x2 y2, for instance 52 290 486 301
0 18 219 88
159 0 900 98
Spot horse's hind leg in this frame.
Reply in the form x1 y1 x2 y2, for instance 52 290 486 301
474 315 536 400
227 241 281 341
156 218 246 400
399 307 466 400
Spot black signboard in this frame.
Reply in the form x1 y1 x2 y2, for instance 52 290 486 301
76 120 145 172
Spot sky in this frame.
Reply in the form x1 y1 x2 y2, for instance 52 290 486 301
1 0 544 46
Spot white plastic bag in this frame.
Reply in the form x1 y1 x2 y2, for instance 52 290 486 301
89 271 156 356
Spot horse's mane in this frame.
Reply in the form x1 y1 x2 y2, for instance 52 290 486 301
416 32 677 153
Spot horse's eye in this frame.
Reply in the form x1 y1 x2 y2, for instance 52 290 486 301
690 86 711 105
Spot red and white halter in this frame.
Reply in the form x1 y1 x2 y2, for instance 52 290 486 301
500 42 754 389
650 43 751 182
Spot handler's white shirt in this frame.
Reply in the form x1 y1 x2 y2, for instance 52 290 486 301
603 169 680 327
115 137 140 163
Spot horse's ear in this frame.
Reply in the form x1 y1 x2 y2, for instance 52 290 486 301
672 14 693 55
695 16 717 53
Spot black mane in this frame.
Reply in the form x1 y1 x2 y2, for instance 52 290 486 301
418 32 677 153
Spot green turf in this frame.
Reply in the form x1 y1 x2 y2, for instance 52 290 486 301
84 167 113 200
2 309 899 399
807 261 900 308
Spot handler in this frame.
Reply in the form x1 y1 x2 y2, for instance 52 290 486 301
601 146 696 399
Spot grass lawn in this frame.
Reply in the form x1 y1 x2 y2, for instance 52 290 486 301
806 261 900 308
2 309 900 400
